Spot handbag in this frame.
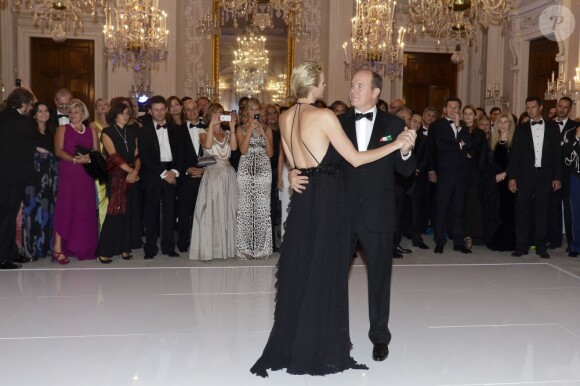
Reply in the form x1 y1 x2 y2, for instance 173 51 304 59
75 145 108 183
197 156 217 167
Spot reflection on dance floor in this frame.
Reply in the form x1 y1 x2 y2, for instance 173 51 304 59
1 263 580 385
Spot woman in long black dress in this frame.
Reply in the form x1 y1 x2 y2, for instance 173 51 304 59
463 105 487 249
22 102 59 259
95 103 140 263
250 61 415 377
486 113 516 251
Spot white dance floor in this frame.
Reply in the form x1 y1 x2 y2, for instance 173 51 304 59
2 262 580 385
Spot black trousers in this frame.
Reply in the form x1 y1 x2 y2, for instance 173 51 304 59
515 172 552 254
143 180 176 256
548 172 573 248
434 173 467 247
350 211 393 345
176 176 201 251
0 183 25 261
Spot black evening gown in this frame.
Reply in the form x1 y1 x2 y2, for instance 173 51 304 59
251 144 367 377
95 125 140 257
486 143 516 251
464 127 487 241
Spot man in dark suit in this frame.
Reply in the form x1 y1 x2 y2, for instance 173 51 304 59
138 95 181 259
432 97 471 254
175 99 205 252
508 96 562 258
51 88 73 127
0 88 36 269
548 96 578 250
291 69 416 362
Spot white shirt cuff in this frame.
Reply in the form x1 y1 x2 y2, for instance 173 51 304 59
400 150 412 160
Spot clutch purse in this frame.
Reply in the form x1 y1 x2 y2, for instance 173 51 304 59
197 156 217 167
75 145 108 183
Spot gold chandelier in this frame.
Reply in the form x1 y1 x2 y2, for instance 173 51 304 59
13 0 102 42
407 0 512 47
233 32 269 97
343 0 406 80
266 74 287 103
103 0 169 71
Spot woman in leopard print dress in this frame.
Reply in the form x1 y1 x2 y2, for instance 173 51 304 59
236 98 274 259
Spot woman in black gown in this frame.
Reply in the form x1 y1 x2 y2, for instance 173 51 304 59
463 105 487 249
22 102 59 259
485 113 516 251
95 103 140 263
250 61 415 377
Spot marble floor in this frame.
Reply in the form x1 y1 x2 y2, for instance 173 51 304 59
2 244 580 386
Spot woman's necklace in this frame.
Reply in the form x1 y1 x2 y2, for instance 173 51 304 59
114 124 129 153
72 123 86 134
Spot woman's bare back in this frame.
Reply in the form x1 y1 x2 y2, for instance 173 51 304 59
279 103 333 169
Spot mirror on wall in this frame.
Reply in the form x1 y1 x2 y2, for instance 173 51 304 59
212 5 293 111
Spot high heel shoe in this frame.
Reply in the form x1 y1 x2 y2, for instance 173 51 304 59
97 256 113 264
121 253 133 260
51 251 69 265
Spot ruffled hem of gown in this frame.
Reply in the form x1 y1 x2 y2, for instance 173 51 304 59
250 357 368 378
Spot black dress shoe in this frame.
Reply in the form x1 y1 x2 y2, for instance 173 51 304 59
395 244 412 254
166 251 180 257
453 245 472 254
372 343 389 361
0 260 21 269
511 251 528 257
15 255 32 263
538 251 550 259
569 251 579 257
144 255 154 260
393 251 403 259
434 245 444 254
413 242 430 249
178 248 188 253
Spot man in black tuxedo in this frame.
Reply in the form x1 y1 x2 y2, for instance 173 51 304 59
508 96 562 258
0 88 36 269
291 69 416 362
432 97 471 254
548 96 578 250
51 88 73 127
138 95 181 259
175 99 205 252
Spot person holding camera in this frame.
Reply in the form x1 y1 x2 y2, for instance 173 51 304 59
235 98 274 259
189 103 239 261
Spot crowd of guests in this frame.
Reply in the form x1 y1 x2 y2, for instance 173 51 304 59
0 83 579 269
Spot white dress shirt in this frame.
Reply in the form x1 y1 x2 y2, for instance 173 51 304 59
187 121 201 156
530 120 545 167
154 121 180 179
355 107 377 152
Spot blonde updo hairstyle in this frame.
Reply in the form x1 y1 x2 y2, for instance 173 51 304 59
290 61 322 99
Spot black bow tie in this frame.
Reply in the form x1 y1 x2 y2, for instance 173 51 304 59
355 112 373 121
531 120 543 126
447 119 455 124
189 123 200 129
57 114 68 119
156 123 167 130
557 120 564 125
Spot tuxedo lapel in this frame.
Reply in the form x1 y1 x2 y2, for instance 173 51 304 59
344 112 358 150
367 113 387 150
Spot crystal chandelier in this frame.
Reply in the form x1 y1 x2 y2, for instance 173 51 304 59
13 0 102 42
485 81 509 109
544 67 580 104
266 74 287 103
343 0 406 80
233 33 269 97
103 0 169 71
406 0 511 50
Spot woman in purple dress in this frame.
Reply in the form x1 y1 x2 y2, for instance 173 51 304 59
53 100 99 264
